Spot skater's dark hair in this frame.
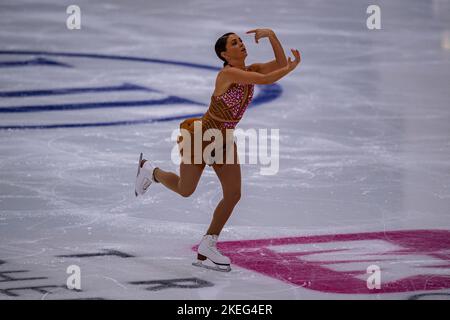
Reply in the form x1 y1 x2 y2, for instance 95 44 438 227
215 32 234 67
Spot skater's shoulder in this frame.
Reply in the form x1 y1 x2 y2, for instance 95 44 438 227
218 65 252 74
217 65 264 86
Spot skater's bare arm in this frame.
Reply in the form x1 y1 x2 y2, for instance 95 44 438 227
246 29 288 74
221 49 301 85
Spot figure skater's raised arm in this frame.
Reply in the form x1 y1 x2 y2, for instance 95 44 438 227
221 48 301 85
246 29 288 74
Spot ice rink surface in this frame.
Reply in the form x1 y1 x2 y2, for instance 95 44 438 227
0 0 449 299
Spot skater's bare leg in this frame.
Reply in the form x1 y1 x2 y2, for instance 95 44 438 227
207 145 241 235
152 163 205 197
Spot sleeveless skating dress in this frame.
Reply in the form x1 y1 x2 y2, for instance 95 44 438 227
177 70 254 167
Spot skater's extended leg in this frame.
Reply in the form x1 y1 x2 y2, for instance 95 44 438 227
206 145 241 235
191 141 239 271
153 163 205 197
193 150 240 272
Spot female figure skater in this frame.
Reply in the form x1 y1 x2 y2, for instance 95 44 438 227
135 28 301 271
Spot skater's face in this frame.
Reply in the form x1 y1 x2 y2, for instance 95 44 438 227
221 34 247 63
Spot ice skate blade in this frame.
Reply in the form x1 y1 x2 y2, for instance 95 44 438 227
134 152 143 197
192 260 231 272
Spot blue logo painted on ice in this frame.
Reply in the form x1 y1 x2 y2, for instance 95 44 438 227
0 51 282 130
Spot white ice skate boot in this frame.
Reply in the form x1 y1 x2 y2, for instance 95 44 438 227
192 234 231 272
134 153 159 197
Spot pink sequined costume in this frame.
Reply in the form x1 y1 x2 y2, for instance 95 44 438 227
177 74 255 167
202 82 254 130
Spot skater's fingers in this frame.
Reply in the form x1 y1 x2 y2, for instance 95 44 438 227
246 29 257 34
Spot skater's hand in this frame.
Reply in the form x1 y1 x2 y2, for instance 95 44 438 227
287 49 301 71
246 28 274 43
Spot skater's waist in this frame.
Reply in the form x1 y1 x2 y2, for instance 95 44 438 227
179 107 243 133
199 109 241 130
179 117 234 133
203 109 241 124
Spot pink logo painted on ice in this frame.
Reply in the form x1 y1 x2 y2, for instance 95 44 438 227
193 230 450 294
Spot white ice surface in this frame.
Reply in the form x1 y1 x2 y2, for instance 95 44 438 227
0 0 449 299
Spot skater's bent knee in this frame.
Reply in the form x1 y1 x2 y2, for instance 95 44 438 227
179 188 195 198
225 190 241 203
